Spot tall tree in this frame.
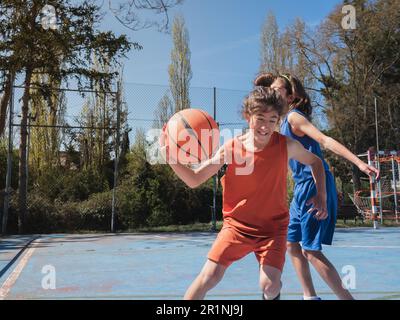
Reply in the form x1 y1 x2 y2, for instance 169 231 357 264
29 72 66 172
76 61 120 170
259 14 315 94
168 15 192 112
0 71 15 136
0 0 132 233
260 11 282 74
289 0 400 189
153 92 173 129
259 13 319 124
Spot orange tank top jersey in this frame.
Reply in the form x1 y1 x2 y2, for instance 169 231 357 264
220 132 289 237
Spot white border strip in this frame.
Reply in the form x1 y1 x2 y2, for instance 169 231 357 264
0 238 40 300
333 245 400 249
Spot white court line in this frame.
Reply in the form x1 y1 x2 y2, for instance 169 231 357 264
170 237 209 241
151 235 211 242
0 238 40 300
151 236 400 247
333 245 400 249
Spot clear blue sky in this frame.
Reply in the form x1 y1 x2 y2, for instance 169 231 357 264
94 0 344 134
101 0 343 91
10 1 345 133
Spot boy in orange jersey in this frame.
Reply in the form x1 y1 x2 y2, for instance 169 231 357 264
159 87 328 300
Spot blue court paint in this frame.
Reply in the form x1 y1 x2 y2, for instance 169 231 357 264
0 236 37 279
0 228 399 300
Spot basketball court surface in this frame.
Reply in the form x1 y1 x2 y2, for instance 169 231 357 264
1 227 399 300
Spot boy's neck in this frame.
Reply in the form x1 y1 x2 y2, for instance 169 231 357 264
244 131 272 152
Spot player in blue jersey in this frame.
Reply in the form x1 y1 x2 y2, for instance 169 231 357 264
254 73 379 300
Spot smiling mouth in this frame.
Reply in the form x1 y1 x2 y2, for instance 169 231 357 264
257 130 269 136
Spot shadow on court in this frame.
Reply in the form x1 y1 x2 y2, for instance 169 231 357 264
0 228 399 300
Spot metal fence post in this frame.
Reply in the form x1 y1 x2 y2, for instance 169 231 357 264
391 156 398 223
111 83 121 233
211 87 217 232
368 148 379 230
374 97 383 225
2 76 14 234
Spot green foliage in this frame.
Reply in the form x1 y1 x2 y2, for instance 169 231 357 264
115 150 219 230
79 191 113 231
7 190 112 234
0 140 19 190
32 167 109 202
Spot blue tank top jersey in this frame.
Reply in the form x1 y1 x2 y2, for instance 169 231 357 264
280 109 330 183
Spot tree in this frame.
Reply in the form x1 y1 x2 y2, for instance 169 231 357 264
76 53 120 170
259 13 319 125
153 92 174 129
0 0 132 233
29 72 67 172
0 71 15 136
259 14 316 95
168 15 192 112
289 0 400 189
108 0 184 33
260 12 282 74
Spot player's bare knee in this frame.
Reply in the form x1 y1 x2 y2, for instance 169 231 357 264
287 242 302 256
302 249 321 262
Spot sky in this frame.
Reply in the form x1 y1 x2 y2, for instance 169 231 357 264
10 0 345 142
94 0 344 134
101 0 343 91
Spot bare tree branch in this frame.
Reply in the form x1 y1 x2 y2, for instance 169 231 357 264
108 0 184 33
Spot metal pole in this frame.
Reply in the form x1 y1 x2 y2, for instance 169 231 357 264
398 161 400 184
2 77 14 234
391 157 398 223
111 85 121 233
368 148 379 230
374 97 383 225
211 87 217 232
26 114 31 196
398 161 400 222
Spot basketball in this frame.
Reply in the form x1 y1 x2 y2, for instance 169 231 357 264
163 108 220 165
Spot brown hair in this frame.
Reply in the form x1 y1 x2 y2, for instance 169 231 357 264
253 72 277 88
242 86 285 118
254 72 312 119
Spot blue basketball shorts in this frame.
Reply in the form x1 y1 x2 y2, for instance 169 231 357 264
287 172 337 251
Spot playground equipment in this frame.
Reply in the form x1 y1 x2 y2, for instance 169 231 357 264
349 148 400 228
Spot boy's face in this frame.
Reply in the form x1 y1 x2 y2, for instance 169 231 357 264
246 109 279 142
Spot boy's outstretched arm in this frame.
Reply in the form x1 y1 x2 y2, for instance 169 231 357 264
159 132 225 188
286 137 328 220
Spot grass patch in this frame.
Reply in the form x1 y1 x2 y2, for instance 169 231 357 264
335 218 400 228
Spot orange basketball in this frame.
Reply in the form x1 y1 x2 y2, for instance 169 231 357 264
164 109 220 165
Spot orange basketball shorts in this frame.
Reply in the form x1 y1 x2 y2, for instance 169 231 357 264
207 226 287 271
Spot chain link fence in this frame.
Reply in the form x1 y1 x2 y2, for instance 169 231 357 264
122 82 248 142
1 82 250 234
1 84 120 233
